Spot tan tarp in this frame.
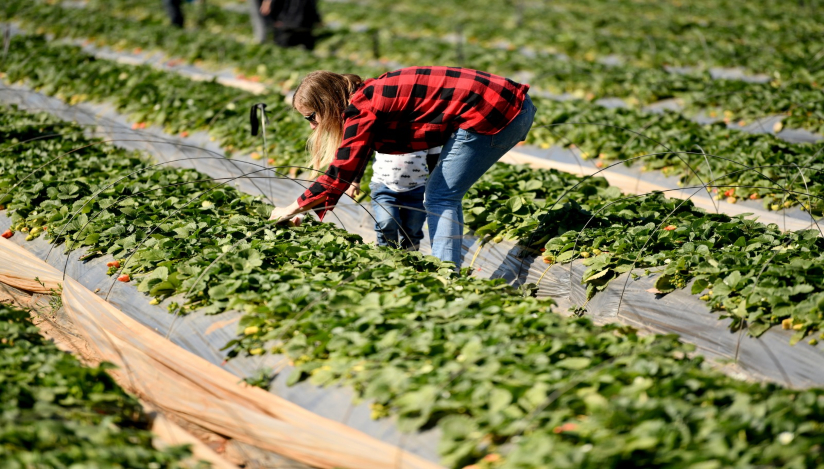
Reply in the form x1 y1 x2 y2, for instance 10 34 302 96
0 238 443 469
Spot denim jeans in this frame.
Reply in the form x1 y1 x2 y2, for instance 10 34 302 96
424 94 536 267
370 182 427 250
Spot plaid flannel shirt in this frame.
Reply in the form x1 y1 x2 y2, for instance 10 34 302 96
298 66 530 219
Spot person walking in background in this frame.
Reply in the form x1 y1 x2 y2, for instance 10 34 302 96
247 0 272 44
268 67 535 269
259 0 321 51
349 147 441 251
163 0 185 28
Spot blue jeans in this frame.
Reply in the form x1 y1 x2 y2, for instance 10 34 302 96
424 94 536 268
370 182 427 250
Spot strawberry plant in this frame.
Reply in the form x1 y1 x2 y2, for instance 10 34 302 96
1 34 310 166
526 96 824 214
0 303 193 467
5 104 824 468
463 162 824 342
4 31 823 216
321 0 824 75
7 0 824 135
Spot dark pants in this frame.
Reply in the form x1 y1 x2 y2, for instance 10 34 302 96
274 28 316 50
370 183 426 250
163 0 184 27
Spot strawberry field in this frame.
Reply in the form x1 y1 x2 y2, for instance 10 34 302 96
2 0 824 467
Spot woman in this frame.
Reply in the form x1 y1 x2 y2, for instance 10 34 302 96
269 67 536 268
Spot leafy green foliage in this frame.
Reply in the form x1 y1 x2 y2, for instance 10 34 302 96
6 0 824 137
321 0 824 75
0 304 191 467
465 163 824 341
527 97 824 214
0 34 309 165
5 105 824 468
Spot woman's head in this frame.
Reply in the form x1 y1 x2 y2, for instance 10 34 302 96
293 71 364 171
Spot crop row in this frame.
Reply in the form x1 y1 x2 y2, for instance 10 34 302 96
0 302 191 467
319 29 824 134
525 99 824 214
466 163 824 342
320 0 824 75
4 29 823 216
7 0 824 136
5 104 824 468
1 0 385 89
4 30 823 344
1 34 309 166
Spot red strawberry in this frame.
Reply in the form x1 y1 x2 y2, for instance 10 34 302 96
663 225 677 231
107 261 121 268
1 230 12 239
117 274 130 282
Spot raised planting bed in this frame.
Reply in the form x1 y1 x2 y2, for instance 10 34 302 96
0 302 195 468
4 104 824 468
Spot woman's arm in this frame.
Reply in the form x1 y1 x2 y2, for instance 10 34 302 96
269 195 326 224
291 102 378 220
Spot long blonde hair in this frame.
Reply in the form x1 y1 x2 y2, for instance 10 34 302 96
292 71 364 171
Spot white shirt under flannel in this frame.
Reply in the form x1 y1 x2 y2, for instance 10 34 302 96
371 147 442 192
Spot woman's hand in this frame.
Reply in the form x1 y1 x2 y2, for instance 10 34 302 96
345 182 361 199
269 201 304 225
260 0 272 15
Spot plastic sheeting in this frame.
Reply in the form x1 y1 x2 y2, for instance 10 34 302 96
537 260 824 389
2 78 824 426
0 238 443 469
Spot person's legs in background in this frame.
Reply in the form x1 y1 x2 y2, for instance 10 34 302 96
247 0 272 43
424 95 536 268
163 0 185 27
274 29 316 50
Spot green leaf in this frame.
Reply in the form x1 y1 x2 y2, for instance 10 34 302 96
691 278 709 295
555 357 592 370
583 268 610 282
488 388 512 414
556 250 576 263
655 274 676 293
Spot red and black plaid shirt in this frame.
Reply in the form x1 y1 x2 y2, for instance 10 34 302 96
297 66 530 218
